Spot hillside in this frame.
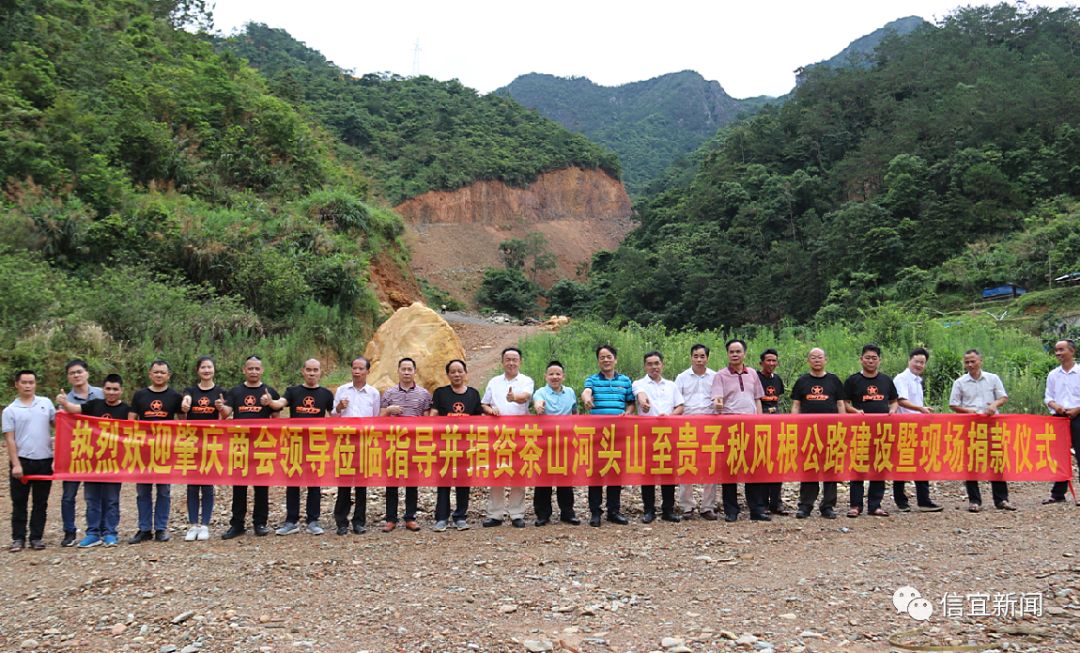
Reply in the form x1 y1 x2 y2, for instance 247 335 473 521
795 16 928 85
547 4 1080 334
498 71 763 195
219 24 621 205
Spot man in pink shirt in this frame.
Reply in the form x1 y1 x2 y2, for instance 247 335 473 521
710 339 768 522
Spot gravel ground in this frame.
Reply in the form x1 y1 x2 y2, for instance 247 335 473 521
2 478 1079 653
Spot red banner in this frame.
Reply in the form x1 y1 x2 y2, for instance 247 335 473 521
52 412 1070 487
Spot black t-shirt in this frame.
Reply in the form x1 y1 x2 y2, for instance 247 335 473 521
758 371 785 412
81 399 131 420
284 385 334 419
791 373 846 414
431 386 483 417
844 372 898 414
184 384 226 421
226 383 281 420
131 387 183 421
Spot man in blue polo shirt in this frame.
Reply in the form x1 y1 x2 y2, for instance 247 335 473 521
532 361 580 526
581 344 635 527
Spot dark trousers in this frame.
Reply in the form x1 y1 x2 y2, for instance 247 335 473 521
966 480 1009 506
334 487 367 527
61 480 80 534
641 484 675 515
230 485 269 529
850 480 886 512
385 486 418 522
10 458 52 542
588 485 621 516
534 487 576 520
721 483 768 517
186 485 213 525
798 481 837 514
767 482 784 510
85 482 121 537
1050 416 1080 500
285 487 321 524
893 480 932 506
435 486 470 522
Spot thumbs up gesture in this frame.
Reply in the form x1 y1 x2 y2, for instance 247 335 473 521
56 393 69 411
260 389 272 406
214 396 225 411
506 386 515 402
337 398 349 413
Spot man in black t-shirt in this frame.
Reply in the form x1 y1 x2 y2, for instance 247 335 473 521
56 373 130 548
791 348 847 519
428 359 484 531
277 359 335 537
757 349 788 515
221 356 282 539
844 344 898 518
128 361 183 543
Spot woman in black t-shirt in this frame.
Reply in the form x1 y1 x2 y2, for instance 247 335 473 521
180 356 231 542
428 359 483 531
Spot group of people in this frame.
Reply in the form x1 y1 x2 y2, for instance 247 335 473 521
5 337 1079 552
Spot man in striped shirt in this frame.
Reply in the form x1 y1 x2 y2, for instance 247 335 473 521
581 344 635 527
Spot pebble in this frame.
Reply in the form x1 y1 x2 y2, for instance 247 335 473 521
523 640 554 652
180 646 200 653
499 604 518 614
110 623 127 635
736 634 758 646
171 611 195 624
753 642 774 651
720 631 738 640
799 630 824 639
661 637 685 648
779 613 796 620
1046 606 1066 616
21 640 39 650
159 646 177 653
669 647 692 653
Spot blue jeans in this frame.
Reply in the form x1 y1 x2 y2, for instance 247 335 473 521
186 485 214 525
85 482 121 537
136 483 171 532
61 480 81 534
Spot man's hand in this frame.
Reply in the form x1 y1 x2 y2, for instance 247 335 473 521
336 398 349 413
260 390 272 407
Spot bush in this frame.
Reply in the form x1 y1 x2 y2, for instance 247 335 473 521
476 267 540 317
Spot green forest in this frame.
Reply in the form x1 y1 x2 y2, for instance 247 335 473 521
220 24 620 205
550 4 1080 339
0 0 614 391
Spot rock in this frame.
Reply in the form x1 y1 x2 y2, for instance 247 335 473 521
661 638 685 649
171 611 194 625
363 302 466 393
799 631 824 639
779 613 796 620
735 634 758 646
110 623 127 635
753 642 774 651
523 640 554 652
498 604 518 614
21 640 39 650
159 647 177 653
670 647 692 653
180 646 200 653
1046 606 1066 616
720 631 738 640
259 615 271 623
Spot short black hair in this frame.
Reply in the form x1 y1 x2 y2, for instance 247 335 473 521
861 344 882 357
501 347 522 359
596 344 617 358
725 338 746 352
690 343 710 357
643 350 663 363
103 373 123 386
760 348 779 361
351 356 370 370
909 347 930 361
445 359 467 374
65 359 89 373
964 348 981 357
149 359 171 371
13 369 35 383
398 357 417 369
1058 339 1077 353
546 360 564 372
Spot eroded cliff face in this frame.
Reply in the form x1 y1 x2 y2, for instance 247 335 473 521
395 167 633 306
395 166 631 225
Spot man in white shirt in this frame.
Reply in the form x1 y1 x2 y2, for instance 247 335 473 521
892 348 943 512
674 344 718 520
331 356 381 535
633 351 684 523
4 370 56 552
481 347 534 528
949 349 1011 512
1044 339 1080 506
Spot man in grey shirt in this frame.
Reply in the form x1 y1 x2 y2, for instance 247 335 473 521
4 370 56 551
949 349 1011 512
59 358 103 547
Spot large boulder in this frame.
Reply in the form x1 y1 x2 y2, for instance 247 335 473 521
364 302 465 393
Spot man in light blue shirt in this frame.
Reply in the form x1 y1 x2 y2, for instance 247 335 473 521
532 361 579 526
